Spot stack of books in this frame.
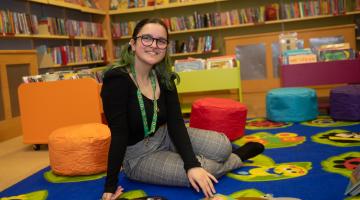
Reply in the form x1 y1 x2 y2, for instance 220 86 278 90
22 66 107 83
282 48 317 65
317 43 354 62
174 55 237 72
174 58 206 72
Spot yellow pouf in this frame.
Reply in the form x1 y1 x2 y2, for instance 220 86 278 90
49 123 110 176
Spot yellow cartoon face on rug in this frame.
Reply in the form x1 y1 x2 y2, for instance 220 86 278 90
227 155 311 181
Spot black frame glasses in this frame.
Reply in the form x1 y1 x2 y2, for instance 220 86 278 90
135 34 168 50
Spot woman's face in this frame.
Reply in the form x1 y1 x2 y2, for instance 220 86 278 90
130 23 168 67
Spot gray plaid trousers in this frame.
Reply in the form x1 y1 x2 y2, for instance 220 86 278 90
122 124 242 187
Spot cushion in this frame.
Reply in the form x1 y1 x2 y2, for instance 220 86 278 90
190 98 247 141
266 87 318 122
49 123 110 176
330 84 360 121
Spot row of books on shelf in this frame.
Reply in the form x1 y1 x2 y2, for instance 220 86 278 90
111 0 349 37
0 10 38 35
22 66 107 83
113 35 214 58
110 0 197 10
168 36 214 54
0 9 103 37
36 44 106 67
165 11 241 32
281 43 355 65
277 0 346 20
111 21 136 38
174 55 236 72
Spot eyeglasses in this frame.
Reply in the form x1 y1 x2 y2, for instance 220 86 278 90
135 34 168 50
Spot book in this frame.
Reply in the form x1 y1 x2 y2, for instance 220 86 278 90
110 0 119 10
174 58 205 72
288 54 317 64
206 55 237 69
345 164 360 196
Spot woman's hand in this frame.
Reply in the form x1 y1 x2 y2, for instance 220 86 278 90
101 186 124 200
187 167 218 198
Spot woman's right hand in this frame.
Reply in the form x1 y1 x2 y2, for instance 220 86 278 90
101 186 124 200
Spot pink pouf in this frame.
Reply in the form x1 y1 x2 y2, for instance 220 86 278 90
189 98 247 141
49 123 110 176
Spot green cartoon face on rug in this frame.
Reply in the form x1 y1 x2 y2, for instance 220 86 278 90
1 190 48 200
312 129 360 147
233 132 305 149
301 116 360 127
322 152 360 177
227 155 311 181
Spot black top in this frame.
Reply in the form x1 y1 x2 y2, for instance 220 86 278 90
101 67 201 193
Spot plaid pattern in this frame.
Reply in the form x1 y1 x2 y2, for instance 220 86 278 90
123 125 242 186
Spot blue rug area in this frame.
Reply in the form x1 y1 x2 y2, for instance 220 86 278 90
1 116 360 200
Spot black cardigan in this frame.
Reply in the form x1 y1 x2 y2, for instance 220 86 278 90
101 67 201 193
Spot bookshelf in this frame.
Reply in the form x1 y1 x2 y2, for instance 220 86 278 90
225 24 356 117
109 0 360 61
108 0 360 116
0 0 110 142
177 66 242 113
0 50 38 142
109 0 226 15
1 0 110 70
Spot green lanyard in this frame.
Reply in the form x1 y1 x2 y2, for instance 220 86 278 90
130 65 158 138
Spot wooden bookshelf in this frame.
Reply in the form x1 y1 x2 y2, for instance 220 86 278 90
112 35 132 40
109 6 155 15
111 12 360 38
225 24 356 117
47 0 82 10
26 0 106 15
50 60 106 68
170 49 219 58
114 49 220 61
0 50 38 142
28 0 48 3
109 0 228 15
0 34 108 40
81 7 107 15
155 0 227 10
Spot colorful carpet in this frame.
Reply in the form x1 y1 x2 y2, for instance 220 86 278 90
1 116 360 200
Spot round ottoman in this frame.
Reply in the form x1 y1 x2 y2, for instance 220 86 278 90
266 87 318 122
49 123 110 176
330 84 360 121
189 98 247 141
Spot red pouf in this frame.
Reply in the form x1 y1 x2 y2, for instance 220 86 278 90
189 98 247 141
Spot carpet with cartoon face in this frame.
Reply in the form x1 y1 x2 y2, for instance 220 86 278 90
1 116 359 200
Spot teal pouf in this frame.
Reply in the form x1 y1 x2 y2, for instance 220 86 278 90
266 87 318 122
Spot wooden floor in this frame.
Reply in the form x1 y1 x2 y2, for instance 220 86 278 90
0 136 49 192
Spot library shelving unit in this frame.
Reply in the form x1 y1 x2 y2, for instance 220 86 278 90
225 24 356 117
1 0 110 70
109 0 227 60
0 0 110 141
108 0 360 117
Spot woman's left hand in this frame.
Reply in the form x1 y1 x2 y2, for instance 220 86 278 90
187 167 218 198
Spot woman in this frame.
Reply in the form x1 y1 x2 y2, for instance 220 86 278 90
101 18 264 200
